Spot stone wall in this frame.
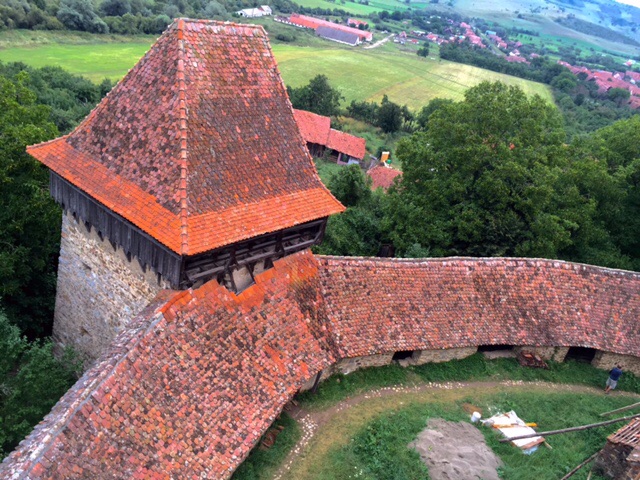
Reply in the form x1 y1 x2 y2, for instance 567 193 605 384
592 352 640 377
334 353 394 375
53 212 171 366
413 347 478 365
514 346 570 362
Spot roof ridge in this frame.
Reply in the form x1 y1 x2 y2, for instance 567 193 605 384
172 17 267 34
176 19 189 256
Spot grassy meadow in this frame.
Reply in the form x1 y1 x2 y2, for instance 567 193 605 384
0 29 553 110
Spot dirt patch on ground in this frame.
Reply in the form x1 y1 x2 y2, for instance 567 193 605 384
409 418 502 480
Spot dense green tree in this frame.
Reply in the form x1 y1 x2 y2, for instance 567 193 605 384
287 75 344 117
347 99 379 123
327 164 371 207
100 0 132 17
0 312 78 456
586 116 640 269
377 95 403 133
57 0 109 33
607 87 631 106
0 73 61 337
416 98 454 130
316 188 388 257
386 82 600 258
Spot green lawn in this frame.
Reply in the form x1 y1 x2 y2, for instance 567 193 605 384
236 354 640 480
0 28 553 110
0 30 155 83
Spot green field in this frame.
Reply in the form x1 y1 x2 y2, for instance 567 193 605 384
274 44 553 106
0 29 552 111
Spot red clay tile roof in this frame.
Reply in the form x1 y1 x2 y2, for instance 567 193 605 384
27 20 344 256
0 251 334 479
3 254 640 478
367 165 402 190
293 109 366 159
327 129 366 159
317 256 640 358
293 109 330 146
289 13 372 41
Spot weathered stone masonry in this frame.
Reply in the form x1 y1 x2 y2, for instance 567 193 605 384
54 212 170 363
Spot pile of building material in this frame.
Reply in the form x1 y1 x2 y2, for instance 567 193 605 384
484 411 544 454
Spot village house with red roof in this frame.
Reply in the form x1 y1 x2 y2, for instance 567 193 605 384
2 18 640 480
293 109 366 163
367 164 403 190
558 61 640 109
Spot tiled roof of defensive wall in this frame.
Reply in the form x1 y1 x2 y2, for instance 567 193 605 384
2 252 640 479
318 256 640 358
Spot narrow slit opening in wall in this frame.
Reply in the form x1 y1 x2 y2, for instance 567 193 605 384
564 346 597 363
392 350 417 361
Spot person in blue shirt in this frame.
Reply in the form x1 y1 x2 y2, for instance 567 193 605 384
605 364 623 394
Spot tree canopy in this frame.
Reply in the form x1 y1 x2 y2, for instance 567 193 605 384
0 72 61 338
287 75 344 117
0 312 78 457
385 82 630 267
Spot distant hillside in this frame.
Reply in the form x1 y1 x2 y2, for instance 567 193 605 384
556 15 640 46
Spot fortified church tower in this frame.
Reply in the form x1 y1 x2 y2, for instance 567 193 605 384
28 19 344 363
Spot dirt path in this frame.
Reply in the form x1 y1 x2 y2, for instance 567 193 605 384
272 380 639 480
364 34 394 50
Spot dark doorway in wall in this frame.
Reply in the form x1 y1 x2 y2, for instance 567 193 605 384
478 345 514 352
392 350 416 361
565 347 597 363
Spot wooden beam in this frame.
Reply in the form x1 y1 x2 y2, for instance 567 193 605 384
559 452 599 480
498 413 640 443
600 402 640 417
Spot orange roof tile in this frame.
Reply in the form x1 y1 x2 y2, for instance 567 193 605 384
289 13 373 41
27 20 344 256
293 109 366 159
317 256 640 358
367 165 402 190
0 251 334 479
327 129 366 159
293 109 330 146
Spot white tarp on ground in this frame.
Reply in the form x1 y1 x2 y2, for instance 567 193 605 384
485 411 544 453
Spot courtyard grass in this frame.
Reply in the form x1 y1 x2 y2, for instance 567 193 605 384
231 413 300 480
234 355 640 479
295 389 630 480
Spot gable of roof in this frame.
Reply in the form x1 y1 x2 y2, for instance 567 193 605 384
367 165 402 190
0 250 334 479
27 20 344 256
